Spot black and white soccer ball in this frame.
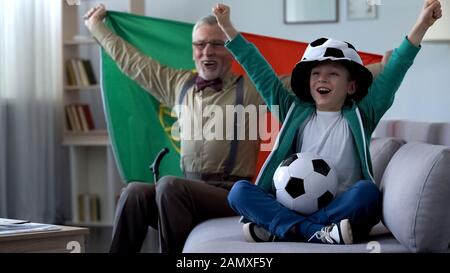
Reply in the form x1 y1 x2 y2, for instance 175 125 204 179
273 152 338 215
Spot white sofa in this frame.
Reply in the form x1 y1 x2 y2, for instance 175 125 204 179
179 120 450 253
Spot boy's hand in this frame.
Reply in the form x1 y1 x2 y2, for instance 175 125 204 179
84 4 107 31
408 0 443 46
212 3 238 40
419 0 442 28
213 3 232 29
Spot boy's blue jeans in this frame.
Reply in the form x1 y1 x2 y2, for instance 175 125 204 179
228 180 382 243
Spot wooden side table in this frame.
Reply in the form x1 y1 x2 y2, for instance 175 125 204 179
0 225 89 253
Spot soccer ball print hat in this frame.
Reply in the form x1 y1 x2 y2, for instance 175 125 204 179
290 37 373 103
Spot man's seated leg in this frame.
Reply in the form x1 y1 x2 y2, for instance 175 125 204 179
110 182 158 253
155 175 237 253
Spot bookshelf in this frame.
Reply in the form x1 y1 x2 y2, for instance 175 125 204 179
61 0 145 227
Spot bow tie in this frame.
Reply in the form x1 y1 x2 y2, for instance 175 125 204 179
195 76 223 91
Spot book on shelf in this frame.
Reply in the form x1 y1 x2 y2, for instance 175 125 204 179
68 104 82 132
82 59 97 85
76 59 90 86
65 109 73 131
65 59 77 86
65 58 97 87
78 193 101 222
65 104 95 132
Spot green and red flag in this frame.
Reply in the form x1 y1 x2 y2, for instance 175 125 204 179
101 11 382 183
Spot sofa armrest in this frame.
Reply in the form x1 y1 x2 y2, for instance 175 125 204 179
381 142 450 252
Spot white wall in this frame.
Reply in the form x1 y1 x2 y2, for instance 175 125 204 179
142 0 450 122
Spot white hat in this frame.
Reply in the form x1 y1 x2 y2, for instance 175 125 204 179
290 37 373 103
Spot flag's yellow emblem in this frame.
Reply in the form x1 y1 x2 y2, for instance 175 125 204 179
158 105 181 153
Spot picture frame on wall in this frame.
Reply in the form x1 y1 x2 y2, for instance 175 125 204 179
284 0 339 24
347 0 377 20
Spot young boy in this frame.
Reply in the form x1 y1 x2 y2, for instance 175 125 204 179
212 1 442 244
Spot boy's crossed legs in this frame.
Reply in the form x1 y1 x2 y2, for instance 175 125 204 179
228 180 382 244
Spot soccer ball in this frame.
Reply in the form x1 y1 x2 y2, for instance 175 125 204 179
273 152 338 215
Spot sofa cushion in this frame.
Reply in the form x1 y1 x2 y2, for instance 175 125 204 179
380 142 450 252
370 137 405 187
183 216 408 253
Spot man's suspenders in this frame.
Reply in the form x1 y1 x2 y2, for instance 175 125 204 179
178 76 244 179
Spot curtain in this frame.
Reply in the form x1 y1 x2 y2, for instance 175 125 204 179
0 0 68 223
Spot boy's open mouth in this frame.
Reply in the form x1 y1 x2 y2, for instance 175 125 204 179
317 87 331 95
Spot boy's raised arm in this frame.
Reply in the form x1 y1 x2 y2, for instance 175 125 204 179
408 0 442 46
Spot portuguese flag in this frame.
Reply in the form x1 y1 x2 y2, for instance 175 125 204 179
101 11 382 183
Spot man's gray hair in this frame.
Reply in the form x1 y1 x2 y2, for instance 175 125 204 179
192 15 218 40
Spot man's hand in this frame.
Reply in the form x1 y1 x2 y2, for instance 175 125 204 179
83 4 107 31
381 50 393 67
212 3 238 40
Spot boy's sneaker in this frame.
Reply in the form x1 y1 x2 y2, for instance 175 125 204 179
242 222 275 243
308 219 353 245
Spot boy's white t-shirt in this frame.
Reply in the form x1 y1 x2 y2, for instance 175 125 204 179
297 110 363 194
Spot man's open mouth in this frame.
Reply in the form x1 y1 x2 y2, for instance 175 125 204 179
202 60 217 70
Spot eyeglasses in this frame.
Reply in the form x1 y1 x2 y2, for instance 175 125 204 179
192 40 225 50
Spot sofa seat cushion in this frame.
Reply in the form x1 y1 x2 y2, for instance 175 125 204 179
182 217 408 253
381 142 450 252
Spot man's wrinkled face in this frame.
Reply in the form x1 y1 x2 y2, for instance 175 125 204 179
193 24 233 80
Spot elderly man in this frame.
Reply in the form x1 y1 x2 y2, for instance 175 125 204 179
84 4 266 253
